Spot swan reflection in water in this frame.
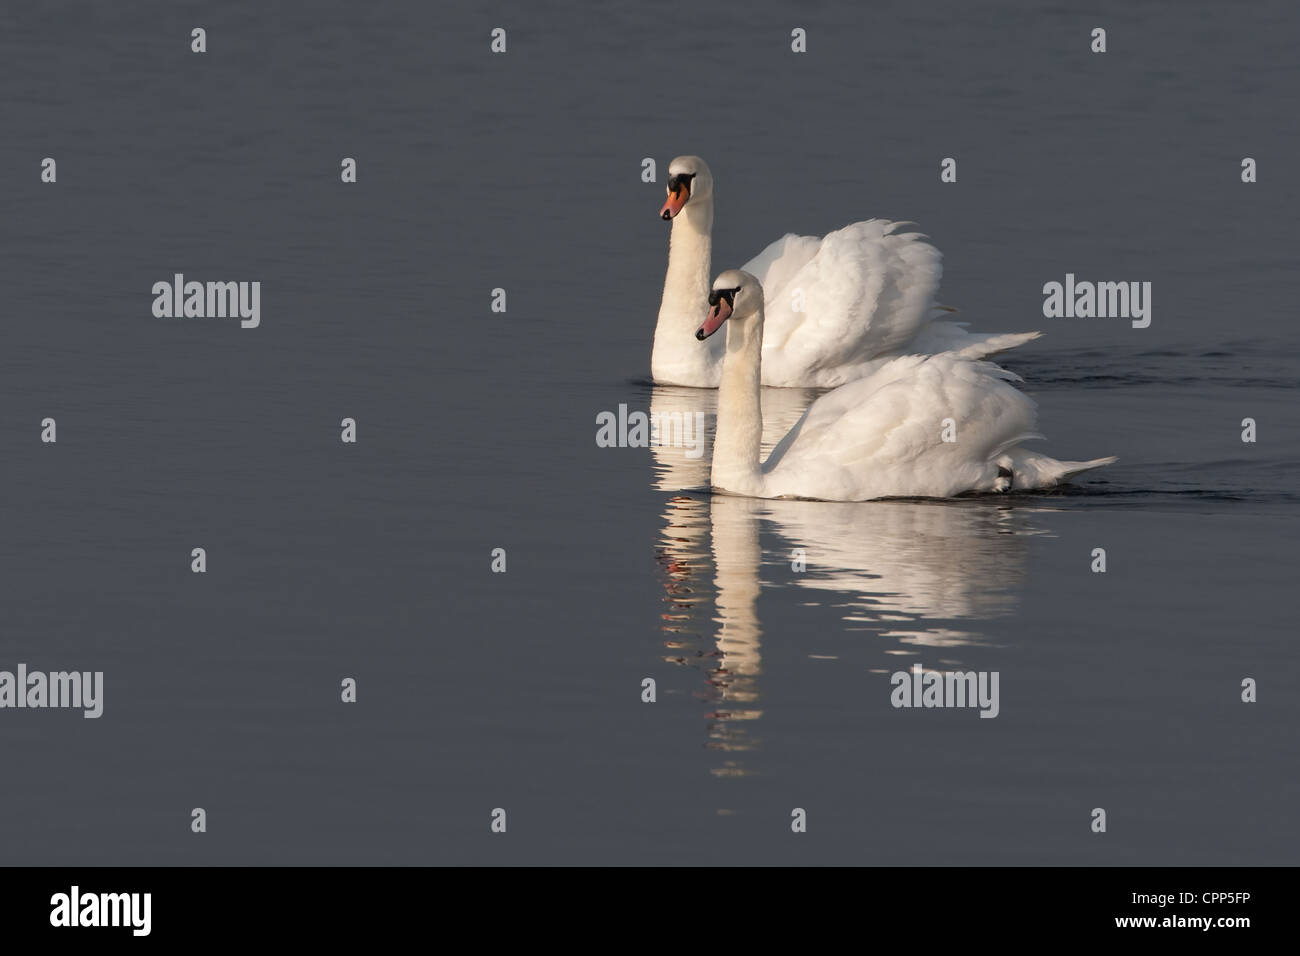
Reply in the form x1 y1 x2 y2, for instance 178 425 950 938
649 384 1049 776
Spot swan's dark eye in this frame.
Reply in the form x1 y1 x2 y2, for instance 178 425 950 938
707 287 739 307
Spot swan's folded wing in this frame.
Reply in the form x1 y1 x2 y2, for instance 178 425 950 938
762 355 1041 500
757 221 943 385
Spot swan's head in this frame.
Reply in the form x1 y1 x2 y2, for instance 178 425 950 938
697 269 760 340
660 155 713 220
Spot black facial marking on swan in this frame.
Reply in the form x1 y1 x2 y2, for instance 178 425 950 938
667 172 696 194
707 287 738 308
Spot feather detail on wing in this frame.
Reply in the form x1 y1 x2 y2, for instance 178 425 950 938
743 221 943 387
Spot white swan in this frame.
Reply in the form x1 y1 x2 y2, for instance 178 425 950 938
697 270 1116 501
652 155 1039 388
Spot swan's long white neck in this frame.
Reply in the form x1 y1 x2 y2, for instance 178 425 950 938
651 199 719 385
711 302 765 494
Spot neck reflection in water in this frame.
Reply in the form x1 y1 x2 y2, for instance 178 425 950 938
649 384 1049 778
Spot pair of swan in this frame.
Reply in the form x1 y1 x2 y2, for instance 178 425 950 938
651 155 1039 389
649 156 1115 501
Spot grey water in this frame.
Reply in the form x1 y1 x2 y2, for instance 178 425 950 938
1 0 1297 865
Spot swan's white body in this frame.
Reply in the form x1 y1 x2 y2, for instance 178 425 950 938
705 271 1116 502
651 157 1039 388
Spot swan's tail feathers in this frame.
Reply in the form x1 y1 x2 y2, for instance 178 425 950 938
906 322 1042 361
1005 452 1117 489
952 330 1043 360
1054 456 1118 481
1032 455 1119 487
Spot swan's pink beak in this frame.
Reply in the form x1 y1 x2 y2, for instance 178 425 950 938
696 299 732 340
660 182 689 220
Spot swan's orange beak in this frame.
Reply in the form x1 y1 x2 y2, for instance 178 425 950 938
660 180 689 220
696 298 731 340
